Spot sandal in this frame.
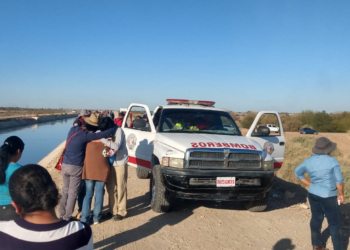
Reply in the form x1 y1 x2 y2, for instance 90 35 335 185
76 211 82 220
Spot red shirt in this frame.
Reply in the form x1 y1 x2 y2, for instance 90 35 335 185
114 118 123 127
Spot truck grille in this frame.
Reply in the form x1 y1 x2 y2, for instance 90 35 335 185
189 160 224 168
190 152 224 159
228 161 261 168
186 149 262 170
229 153 260 160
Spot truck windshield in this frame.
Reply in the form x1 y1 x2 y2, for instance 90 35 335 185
158 109 241 135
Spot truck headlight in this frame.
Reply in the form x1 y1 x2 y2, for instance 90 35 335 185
162 157 184 168
262 161 273 171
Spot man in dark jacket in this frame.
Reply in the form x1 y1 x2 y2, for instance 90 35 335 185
110 111 115 120
59 113 117 221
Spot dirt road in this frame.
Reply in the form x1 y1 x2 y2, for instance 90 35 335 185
48 165 348 250
47 131 350 250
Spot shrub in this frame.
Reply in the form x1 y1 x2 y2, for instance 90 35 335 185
312 112 335 132
298 110 315 126
281 114 302 132
241 115 255 129
293 110 350 133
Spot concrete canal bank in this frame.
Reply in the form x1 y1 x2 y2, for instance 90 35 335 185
0 114 76 130
38 141 65 169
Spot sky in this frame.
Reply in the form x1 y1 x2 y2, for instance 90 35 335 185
0 0 349 113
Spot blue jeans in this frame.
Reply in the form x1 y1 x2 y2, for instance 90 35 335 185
81 180 105 223
308 193 343 250
78 180 86 212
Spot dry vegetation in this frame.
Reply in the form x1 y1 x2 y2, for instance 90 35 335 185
0 107 73 118
234 110 350 133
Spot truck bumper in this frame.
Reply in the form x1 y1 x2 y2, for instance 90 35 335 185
160 166 274 201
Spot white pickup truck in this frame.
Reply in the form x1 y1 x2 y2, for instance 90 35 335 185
121 99 285 213
266 124 280 133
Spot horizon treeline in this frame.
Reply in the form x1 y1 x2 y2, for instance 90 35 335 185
239 110 350 133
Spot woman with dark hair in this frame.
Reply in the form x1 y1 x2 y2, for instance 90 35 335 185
0 136 24 221
0 164 93 249
98 115 115 131
80 117 115 224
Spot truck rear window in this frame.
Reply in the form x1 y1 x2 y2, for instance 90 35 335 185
158 109 241 136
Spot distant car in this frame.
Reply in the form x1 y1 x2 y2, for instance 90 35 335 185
300 128 318 134
265 124 279 133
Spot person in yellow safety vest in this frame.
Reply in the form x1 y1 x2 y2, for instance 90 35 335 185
174 123 183 130
174 122 199 131
190 126 199 131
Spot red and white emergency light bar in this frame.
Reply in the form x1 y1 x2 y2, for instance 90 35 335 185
166 99 215 107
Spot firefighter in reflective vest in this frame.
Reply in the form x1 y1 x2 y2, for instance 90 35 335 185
174 122 199 131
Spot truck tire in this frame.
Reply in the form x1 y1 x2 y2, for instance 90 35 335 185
136 167 150 179
244 196 268 212
150 165 170 213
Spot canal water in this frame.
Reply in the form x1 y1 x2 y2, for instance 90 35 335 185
0 118 75 165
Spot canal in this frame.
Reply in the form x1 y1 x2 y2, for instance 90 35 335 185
0 118 75 165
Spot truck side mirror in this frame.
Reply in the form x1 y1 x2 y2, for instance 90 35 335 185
133 119 147 129
252 126 270 137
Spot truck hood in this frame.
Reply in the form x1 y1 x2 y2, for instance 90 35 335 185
155 133 262 153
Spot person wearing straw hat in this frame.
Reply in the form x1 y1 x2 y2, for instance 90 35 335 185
295 137 344 250
59 113 117 222
80 116 114 225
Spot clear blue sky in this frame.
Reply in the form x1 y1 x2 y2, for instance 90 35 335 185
1 0 349 113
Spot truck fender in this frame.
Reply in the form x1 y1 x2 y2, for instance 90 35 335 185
151 155 160 169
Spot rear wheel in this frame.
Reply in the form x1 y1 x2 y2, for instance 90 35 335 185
150 165 170 213
244 195 268 212
136 167 150 179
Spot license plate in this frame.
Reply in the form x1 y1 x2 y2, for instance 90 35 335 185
216 177 236 187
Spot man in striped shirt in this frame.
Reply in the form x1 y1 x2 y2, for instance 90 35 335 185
0 164 93 250
0 219 92 250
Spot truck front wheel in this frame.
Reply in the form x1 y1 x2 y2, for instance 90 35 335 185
137 167 150 179
244 195 268 212
150 165 170 213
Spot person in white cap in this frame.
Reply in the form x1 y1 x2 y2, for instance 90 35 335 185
73 109 88 127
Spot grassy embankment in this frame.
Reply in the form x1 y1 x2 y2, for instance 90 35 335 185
0 107 74 119
277 135 350 202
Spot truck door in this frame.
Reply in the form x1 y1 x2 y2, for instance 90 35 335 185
246 111 285 170
122 104 156 171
